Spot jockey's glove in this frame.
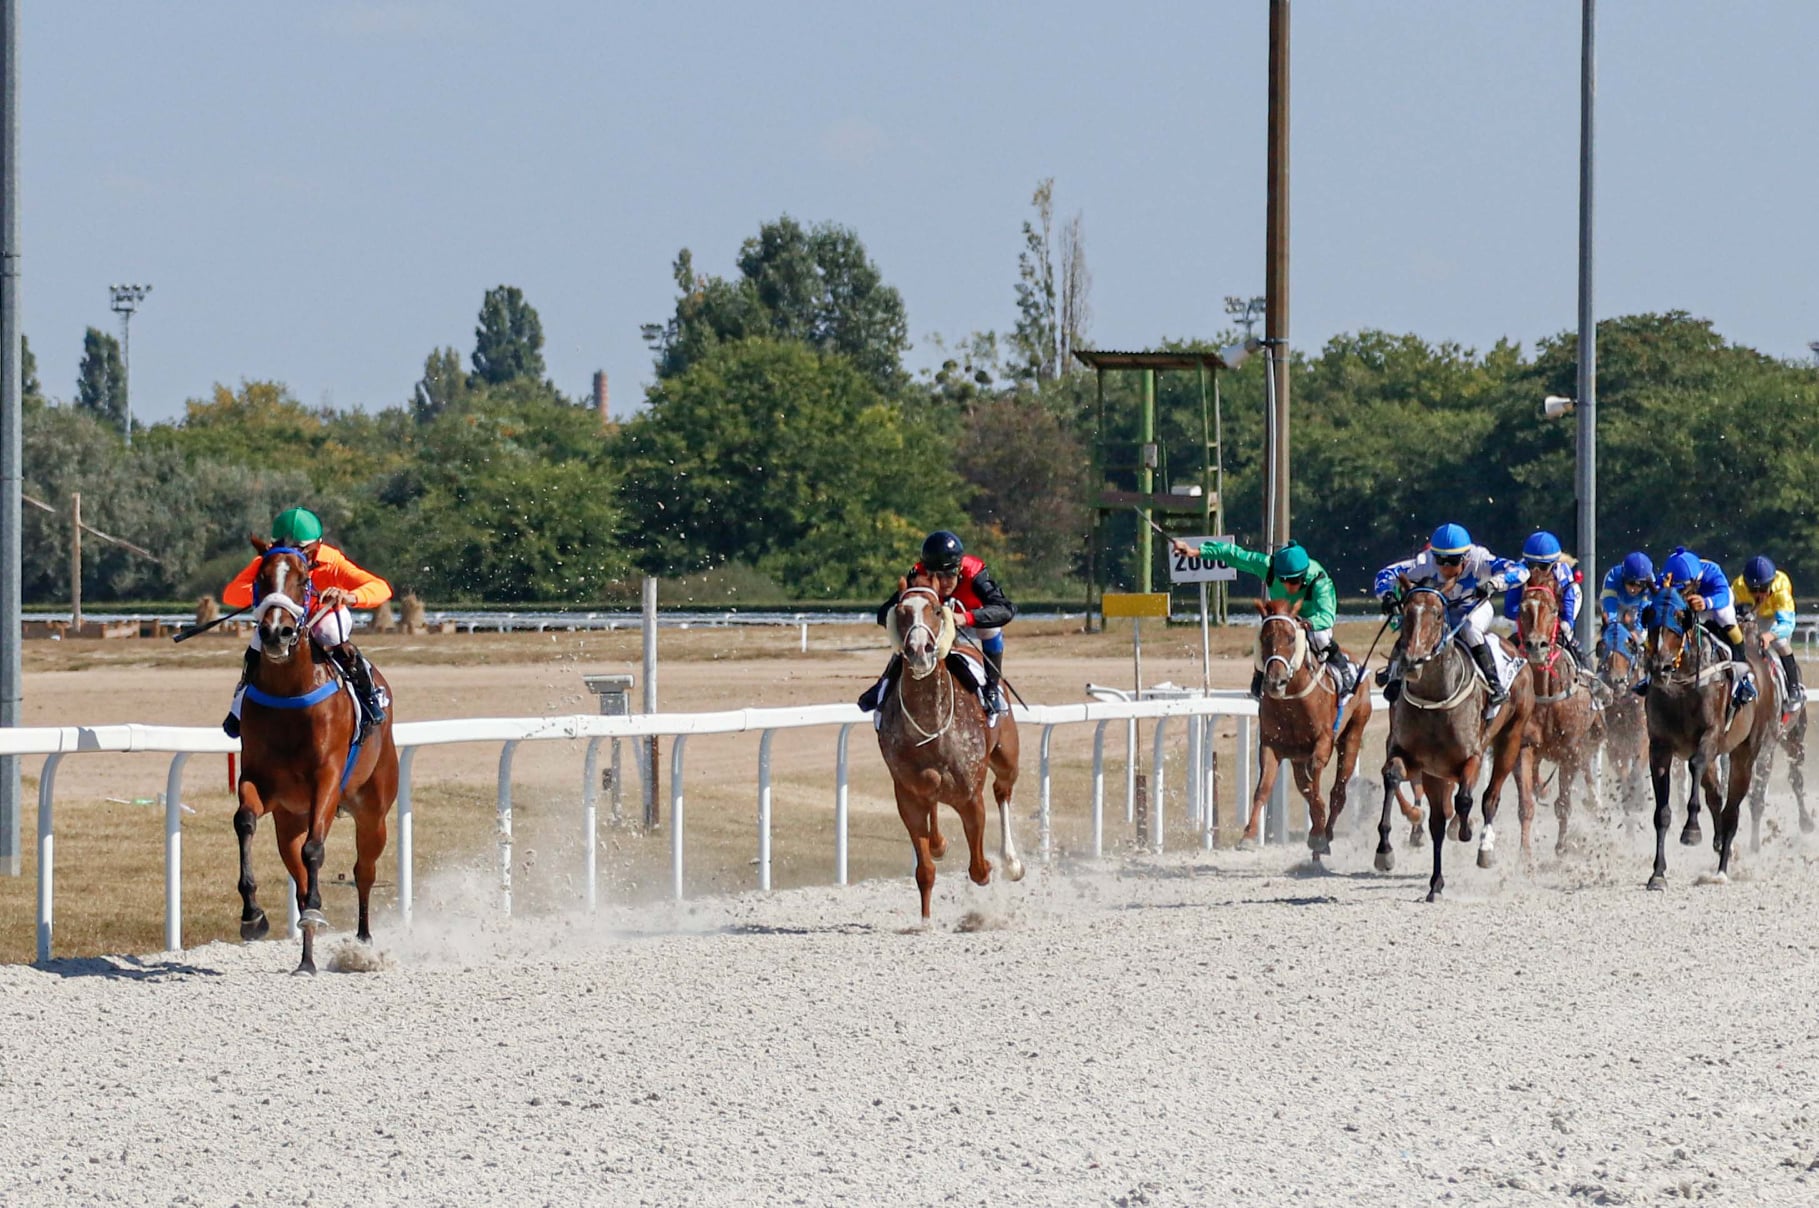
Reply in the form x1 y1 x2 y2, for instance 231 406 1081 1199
1379 593 1398 615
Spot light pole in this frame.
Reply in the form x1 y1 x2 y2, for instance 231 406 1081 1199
1573 0 1597 653
109 283 150 446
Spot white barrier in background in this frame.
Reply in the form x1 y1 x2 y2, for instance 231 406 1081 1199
3 695 1292 963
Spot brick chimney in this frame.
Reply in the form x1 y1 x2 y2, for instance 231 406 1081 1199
593 370 611 426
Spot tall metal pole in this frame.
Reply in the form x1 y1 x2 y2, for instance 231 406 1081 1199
641 575 660 829
109 284 149 447
1138 368 1156 592
1575 0 1597 652
0 0 20 876
69 493 81 632
1265 0 1292 546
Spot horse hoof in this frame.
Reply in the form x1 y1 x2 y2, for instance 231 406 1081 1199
1802 817 1816 835
1456 823 1473 845
1646 875 1666 892
240 911 270 942
1307 833 1332 856
1425 887 1442 903
299 909 329 931
292 962 317 977
1408 829 1427 850
1477 848 1495 870
1005 858 1025 883
1373 849 1394 872
1235 836 1260 852
969 862 993 887
1679 825 1701 847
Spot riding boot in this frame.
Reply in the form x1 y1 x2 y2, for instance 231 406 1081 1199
857 654 901 712
1726 638 1758 705
983 647 1008 714
331 643 388 735
1323 645 1355 696
1782 650 1805 700
1248 669 1265 701
1470 642 1507 706
222 646 259 739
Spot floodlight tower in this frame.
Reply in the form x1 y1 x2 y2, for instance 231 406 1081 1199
108 283 150 445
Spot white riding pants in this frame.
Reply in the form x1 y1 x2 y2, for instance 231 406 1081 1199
1447 599 1494 649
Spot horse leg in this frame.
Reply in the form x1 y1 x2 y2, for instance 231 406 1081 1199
1296 761 1330 857
1715 739 1755 881
892 782 937 921
1402 785 1426 849
1327 718 1366 847
1553 751 1575 857
1376 752 1408 872
1680 754 1703 847
351 794 388 944
1794 734 1814 834
298 770 340 935
272 810 316 974
1455 755 1481 845
1241 744 1283 851
927 810 948 861
989 725 1024 882
1647 742 1674 891
1424 773 1451 902
958 791 993 889
234 783 269 942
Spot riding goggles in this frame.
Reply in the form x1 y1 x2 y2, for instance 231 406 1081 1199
1435 554 1465 567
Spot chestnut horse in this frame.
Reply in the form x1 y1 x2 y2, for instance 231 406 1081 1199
1742 612 1812 846
1516 581 1602 854
235 537 399 973
1599 617 1649 810
876 571 1023 920
1376 581 1536 901
1241 597 1373 859
1640 587 1773 889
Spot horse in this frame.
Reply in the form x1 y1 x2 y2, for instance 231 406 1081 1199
234 536 399 973
876 570 1023 920
1598 616 1649 811
1239 597 1373 859
1742 612 1812 844
1375 580 1536 901
1639 587 1774 889
1516 581 1603 854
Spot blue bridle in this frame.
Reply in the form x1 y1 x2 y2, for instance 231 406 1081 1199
251 544 319 615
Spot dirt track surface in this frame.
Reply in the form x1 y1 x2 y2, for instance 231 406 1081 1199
4 816 1819 1206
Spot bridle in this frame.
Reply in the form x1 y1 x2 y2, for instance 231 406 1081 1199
892 585 955 746
1258 613 1325 700
1399 586 1467 670
254 545 320 655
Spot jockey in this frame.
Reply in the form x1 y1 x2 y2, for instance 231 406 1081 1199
1637 546 1756 705
858 530 1016 715
1373 522 1526 713
1502 530 1589 669
1599 551 1655 636
1172 536 1353 699
221 507 393 739
1733 555 1804 701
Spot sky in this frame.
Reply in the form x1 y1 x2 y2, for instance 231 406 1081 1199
21 1 1819 426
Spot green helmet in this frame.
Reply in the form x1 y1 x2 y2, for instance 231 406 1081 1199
271 507 323 545
1270 541 1310 580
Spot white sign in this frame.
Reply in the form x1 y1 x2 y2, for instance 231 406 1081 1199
1169 535 1238 584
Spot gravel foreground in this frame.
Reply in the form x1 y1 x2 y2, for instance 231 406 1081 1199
2 805 1818 1208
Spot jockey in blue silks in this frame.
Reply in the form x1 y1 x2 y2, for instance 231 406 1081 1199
1599 551 1655 633
1374 522 1527 715
1635 546 1757 705
1502 530 1589 669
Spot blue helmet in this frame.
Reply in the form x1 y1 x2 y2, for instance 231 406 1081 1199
1521 531 1562 563
1662 547 1702 586
1620 551 1654 584
1744 556 1776 590
1429 523 1472 556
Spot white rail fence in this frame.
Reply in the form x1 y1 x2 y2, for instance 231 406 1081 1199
3 695 1290 963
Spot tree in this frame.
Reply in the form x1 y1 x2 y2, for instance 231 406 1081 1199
643 217 910 393
1011 179 1091 383
955 394 1091 586
413 346 469 422
471 286 545 386
22 333 41 408
76 327 126 432
616 338 962 596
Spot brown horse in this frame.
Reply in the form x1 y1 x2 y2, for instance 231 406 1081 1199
1240 597 1373 859
1742 613 1812 846
876 572 1023 920
1598 616 1649 811
235 537 399 973
1376 581 1536 901
1516 582 1603 854
1640 590 1773 889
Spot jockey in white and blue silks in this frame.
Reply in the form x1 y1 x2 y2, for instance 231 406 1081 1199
1501 530 1589 668
1374 522 1527 710
1634 545 1757 705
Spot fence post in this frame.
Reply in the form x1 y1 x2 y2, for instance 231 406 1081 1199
1149 717 1169 852
497 740 518 915
834 723 855 886
669 734 690 900
580 737 600 912
1236 716 1255 839
1038 724 1055 862
1090 720 1109 859
164 752 189 951
757 729 775 891
35 752 61 962
396 746 416 927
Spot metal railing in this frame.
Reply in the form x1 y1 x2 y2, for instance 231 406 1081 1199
1 695 1285 963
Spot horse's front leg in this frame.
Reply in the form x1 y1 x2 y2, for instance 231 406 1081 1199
1424 773 1451 902
234 782 270 941
1647 742 1674 890
1793 735 1813 834
1454 755 1481 845
1296 759 1330 857
1714 738 1755 881
1681 751 1706 847
1376 751 1407 872
1241 743 1283 851
893 780 938 921
298 770 339 935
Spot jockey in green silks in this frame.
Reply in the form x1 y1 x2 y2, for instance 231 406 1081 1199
1172 537 1355 700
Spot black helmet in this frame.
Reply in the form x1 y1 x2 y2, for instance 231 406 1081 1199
921 530 964 573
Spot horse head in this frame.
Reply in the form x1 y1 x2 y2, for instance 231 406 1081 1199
1601 618 1638 687
249 534 318 661
1518 583 1560 667
1397 579 1450 668
1643 584 1695 677
892 572 953 680
1255 596 1308 695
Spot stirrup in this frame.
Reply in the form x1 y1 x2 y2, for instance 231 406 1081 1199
222 713 240 740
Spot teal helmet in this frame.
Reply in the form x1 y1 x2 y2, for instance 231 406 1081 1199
272 507 323 545
1270 542 1310 580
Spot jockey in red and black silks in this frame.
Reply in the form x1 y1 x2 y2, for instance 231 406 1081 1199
858 531 1017 716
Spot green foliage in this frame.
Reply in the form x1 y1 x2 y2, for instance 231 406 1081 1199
21 333 41 409
643 217 909 393
616 338 962 597
471 286 546 387
413 346 470 421
75 327 126 433
955 393 1090 588
1011 179 1090 384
